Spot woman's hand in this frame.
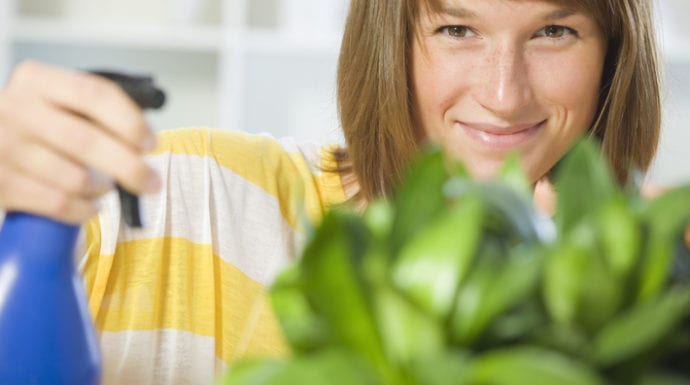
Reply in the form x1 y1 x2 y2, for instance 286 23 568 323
0 61 161 224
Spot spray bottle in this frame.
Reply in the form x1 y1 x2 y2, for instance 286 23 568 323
0 71 165 385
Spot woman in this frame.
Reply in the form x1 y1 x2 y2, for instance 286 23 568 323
337 0 660 202
0 0 678 384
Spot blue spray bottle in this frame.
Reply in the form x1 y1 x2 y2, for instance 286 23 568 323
0 71 165 385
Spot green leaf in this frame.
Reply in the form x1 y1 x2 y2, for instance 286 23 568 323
529 324 591 359
409 350 472 385
543 233 590 325
221 359 286 385
393 194 484 318
390 148 451 255
451 246 542 345
270 265 331 352
638 185 690 300
485 301 547 344
478 182 556 245
373 282 444 365
299 210 388 372
554 138 618 236
498 151 532 200
477 247 542 326
445 178 555 244
545 221 624 332
444 179 554 246
578 253 625 333
593 287 690 366
597 198 641 278
639 372 690 385
644 186 690 236
575 249 625 333
363 199 394 241
469 347 605 385
221 350 380 385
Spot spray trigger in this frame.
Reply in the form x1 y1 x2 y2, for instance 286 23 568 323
89 70 166 228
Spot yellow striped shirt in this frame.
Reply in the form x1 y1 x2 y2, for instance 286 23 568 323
79 127 346 385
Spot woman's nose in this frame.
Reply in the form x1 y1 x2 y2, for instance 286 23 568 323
474 45 534 118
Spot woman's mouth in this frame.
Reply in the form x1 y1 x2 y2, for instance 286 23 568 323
457 120 546 150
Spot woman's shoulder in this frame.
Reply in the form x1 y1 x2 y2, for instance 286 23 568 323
151 127 348 218
152 127 338 174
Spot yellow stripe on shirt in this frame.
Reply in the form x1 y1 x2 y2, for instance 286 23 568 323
91 236 287 360
149 128 343 231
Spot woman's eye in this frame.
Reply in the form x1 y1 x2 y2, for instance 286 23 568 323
537 25 577 39
439 26 475 38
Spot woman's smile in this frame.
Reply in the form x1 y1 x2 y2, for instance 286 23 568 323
456 120 546 150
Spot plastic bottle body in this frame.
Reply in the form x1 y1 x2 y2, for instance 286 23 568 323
0 212 101 385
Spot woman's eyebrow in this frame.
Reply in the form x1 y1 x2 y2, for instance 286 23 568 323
438 5 478 19
436 5 577 21
542 8 578 21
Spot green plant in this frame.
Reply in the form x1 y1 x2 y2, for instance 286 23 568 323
221 139 690 385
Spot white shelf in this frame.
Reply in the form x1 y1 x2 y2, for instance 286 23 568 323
10 17 345 57
0 0 346 144
10 17 223 52
244 29 342 56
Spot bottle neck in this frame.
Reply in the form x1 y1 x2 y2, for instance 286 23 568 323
0 212 80 270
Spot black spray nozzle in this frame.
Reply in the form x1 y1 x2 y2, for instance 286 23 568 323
90 70 166 109
89 70 166 228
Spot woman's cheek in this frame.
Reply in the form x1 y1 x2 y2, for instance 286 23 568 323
535 49 603 118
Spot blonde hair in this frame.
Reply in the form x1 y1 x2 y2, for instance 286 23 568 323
335 0 661 201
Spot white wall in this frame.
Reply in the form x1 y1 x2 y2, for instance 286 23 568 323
649 0 690 186
650 63 690 186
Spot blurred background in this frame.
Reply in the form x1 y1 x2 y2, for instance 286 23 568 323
0 0 688 186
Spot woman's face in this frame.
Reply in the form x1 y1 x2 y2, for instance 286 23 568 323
411 0 607 182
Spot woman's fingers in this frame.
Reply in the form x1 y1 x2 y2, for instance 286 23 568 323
0 165 99 224
8 140 114 198
7 61 157 152
13 97 160 195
